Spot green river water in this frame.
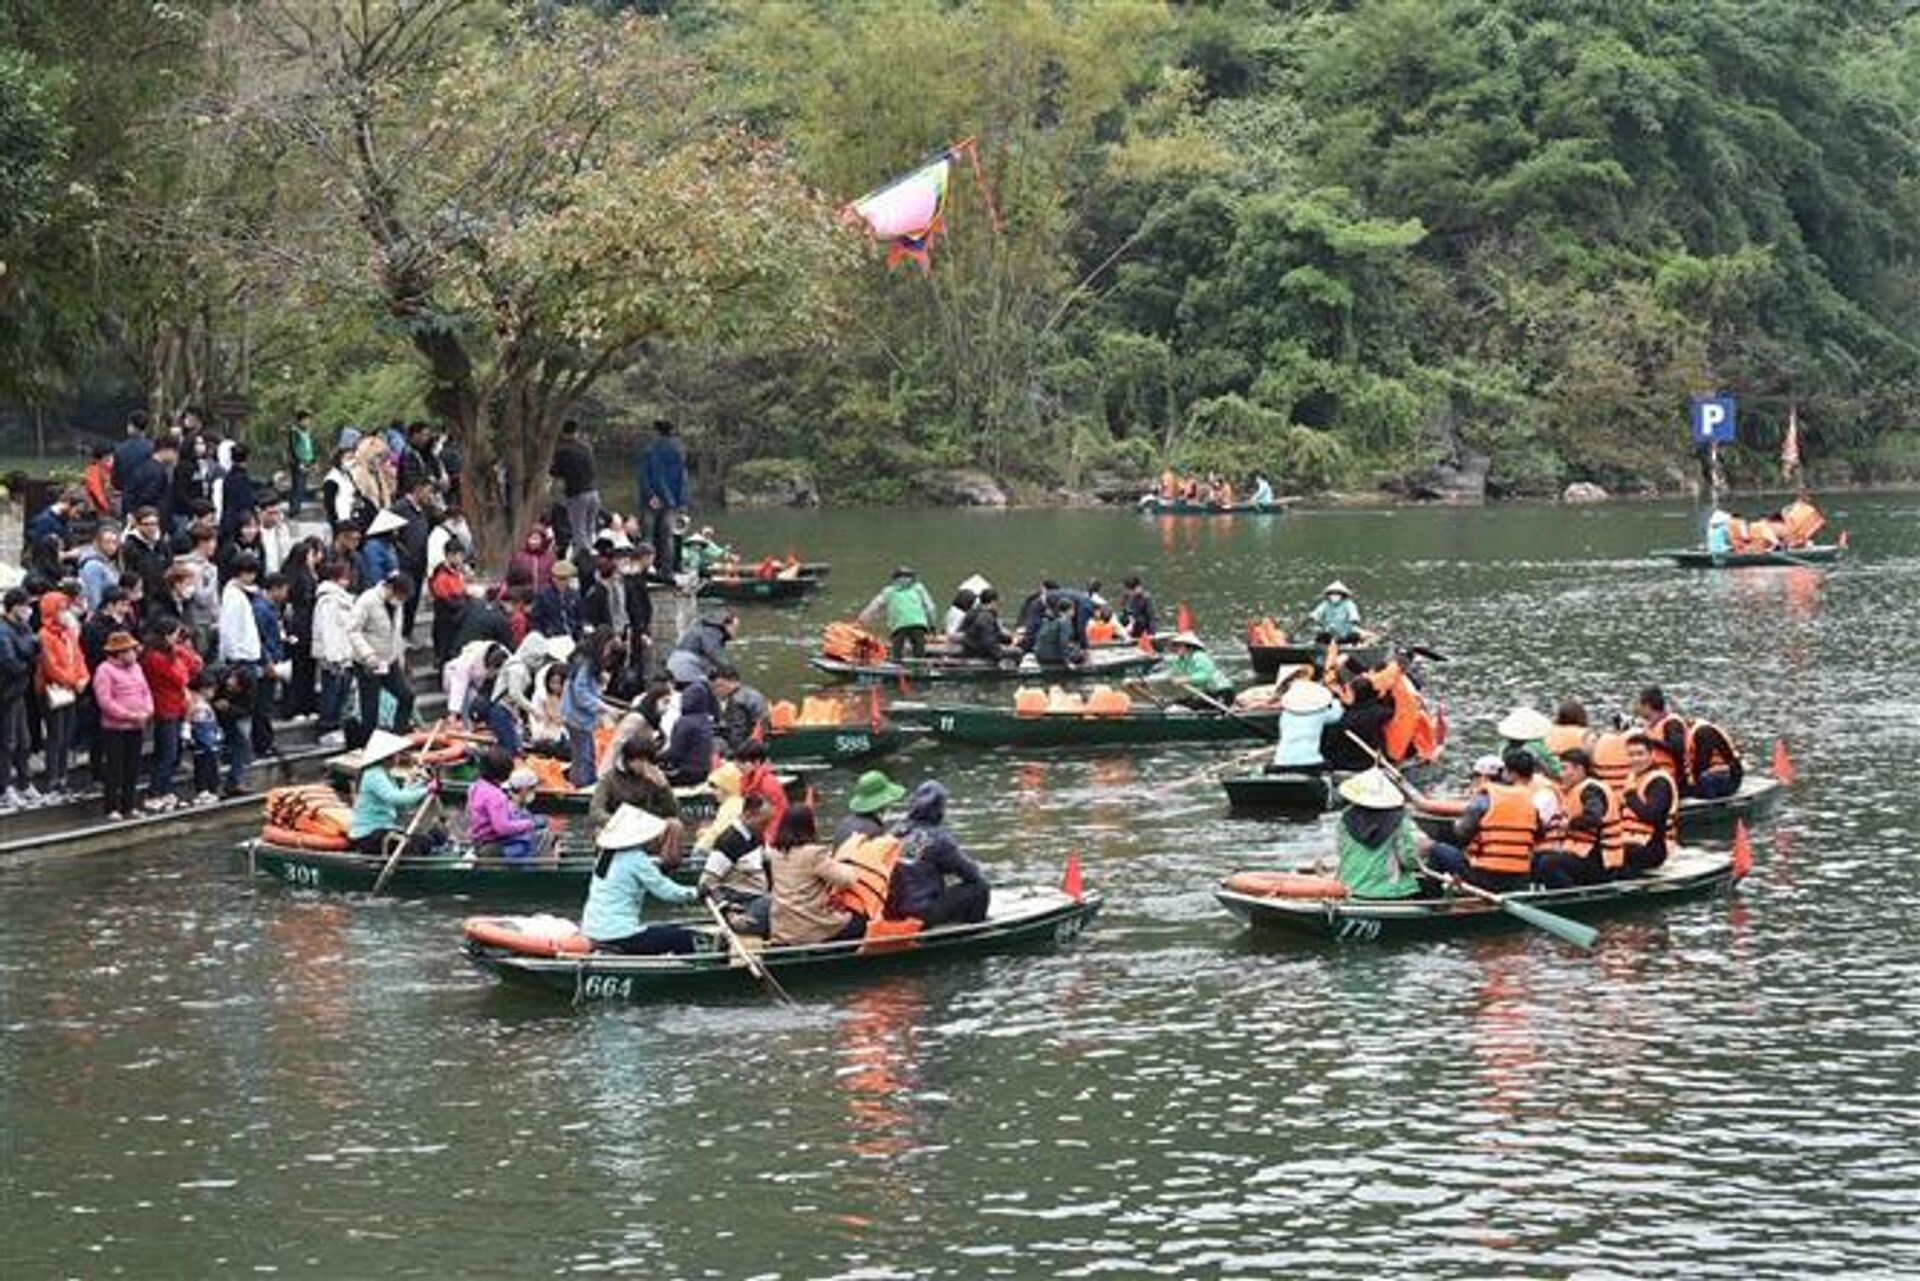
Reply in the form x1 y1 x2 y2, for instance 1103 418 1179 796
4 497 1917 1277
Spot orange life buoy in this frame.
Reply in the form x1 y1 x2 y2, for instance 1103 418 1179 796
1221 871 1348 900
462 915 592 956
260 824 352 851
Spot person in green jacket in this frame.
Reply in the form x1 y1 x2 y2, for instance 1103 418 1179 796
347 728 435 856
1332 769 1445 899
858 566 939 662
1155 631 1234 704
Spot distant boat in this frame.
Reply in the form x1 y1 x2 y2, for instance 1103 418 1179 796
1652 544 1843 569
1138 496 1287 516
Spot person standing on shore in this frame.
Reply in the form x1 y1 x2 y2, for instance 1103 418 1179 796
286 410 315 516
549 419 600 562
638 419 687 579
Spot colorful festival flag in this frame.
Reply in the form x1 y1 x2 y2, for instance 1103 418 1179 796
1781 404 1801 480
842 138 1000 271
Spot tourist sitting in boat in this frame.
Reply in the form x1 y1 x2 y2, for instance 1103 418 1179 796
834 769 907 845
464 660 522 756
730 740 790 837
1084 604 1121 645
580 805 700 955
1497 706 1562 779
1120 576 1156 640
1321 677 1390 771
1532 748 1620 889
660 679 717 787
1635 686 1687 778
1619 733 1677 876
958 588 1016 662
1684 716 1743 799
525 658 571 755
1333 769 1451 899
1307 580 1363 644
1152 630 1231 704
1428 749 1544 891
1250 473 1274 506
944 587 977 641
346 729 437 857
858 566 940 662
890 782 990 927
699 791 775 936
1271 675 1341 771
1030 597 1085 668
466 748 549 861
1543 701 1591 757
588 735 684 860
769 804 866 945
710 664 770 756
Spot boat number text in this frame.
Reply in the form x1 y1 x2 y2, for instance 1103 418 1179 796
1335 918 1382 942
833 734 872 754
936 716 956 733
280 863 323 888
579 975 635 1000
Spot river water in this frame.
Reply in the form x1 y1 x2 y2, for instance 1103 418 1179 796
4 497 1918 1277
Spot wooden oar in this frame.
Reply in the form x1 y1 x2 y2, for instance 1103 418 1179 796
705 897 794 1005
371 725 442 896
1342 731 1596 950
1171 680 1279 742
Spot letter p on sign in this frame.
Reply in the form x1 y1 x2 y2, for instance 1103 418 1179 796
1690 395 1737 446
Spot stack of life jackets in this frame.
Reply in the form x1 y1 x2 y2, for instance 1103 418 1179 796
1246 618 1288 648
822 621 889 665
262 784 355 850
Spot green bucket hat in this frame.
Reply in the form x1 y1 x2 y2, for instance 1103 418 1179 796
846 770 907 815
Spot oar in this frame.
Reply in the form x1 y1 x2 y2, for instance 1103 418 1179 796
704 897 794 1005
1173 680 1278 742
371 725 442 896
1342 732 1596 950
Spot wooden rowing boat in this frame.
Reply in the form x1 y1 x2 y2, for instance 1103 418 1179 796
1220 769 1349 816
766 723 908 765
1138 497 1287 516
892 701 1278 748
1245 642 1389 680
1217 848 1734 943
247 838 706 898
322 758 801 821
1652 544 1843 568
462 885 1101 1001
697 574 822 603
1410 773 1784 842
809 648 1161 685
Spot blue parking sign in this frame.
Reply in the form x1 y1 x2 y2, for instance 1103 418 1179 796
1690 395 1736 446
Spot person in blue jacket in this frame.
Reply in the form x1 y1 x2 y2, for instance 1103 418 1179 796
638 419 688 578
580 805 701 954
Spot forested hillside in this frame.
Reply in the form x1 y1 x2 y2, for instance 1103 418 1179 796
4 0 1918 506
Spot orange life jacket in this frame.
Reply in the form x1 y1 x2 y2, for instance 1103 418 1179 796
1369 661 1421 763
1086 618 1119 645
1780 500 1824 547
769 700 797 730
1590 732 1631 789
1685 718 1740 778
1620 767 1678 847
1160 470 1176 499
1468 783 1541 876
1553 776 1623 868
1643 713 1684 775
1542 723 1588 756
831 834 900 919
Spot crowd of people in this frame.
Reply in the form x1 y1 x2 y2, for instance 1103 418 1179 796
1322 685 1745 901
1706 494 1828 553
843 567 1161 669
1140 470 1277 508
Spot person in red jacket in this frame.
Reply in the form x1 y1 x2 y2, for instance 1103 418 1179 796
36 591 89 797
139 620 202 810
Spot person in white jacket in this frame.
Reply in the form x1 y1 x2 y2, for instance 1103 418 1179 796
312 558 357 747
346 571 415 748
217 554 264 665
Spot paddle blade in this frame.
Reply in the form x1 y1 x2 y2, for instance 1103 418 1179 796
868 686 882 730
1434 699 1448 749
896 670 911 696
1503 898 1598 950
1062 849 1084 901
1772 738 1796 785
1732 820 1754 881
1838 529 1849 549
1176 602 1194 633
1137 631 1155 654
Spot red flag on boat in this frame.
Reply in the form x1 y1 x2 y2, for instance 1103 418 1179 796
868 686 883 730
1061 850 1084 901
1176 602 1194 633
1731 820 1754 881
1137 631 1155 654
1772 738 1796 785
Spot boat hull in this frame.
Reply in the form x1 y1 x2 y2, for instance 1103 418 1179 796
810 650 1161 685
1139 499 1285 516
1410 773 1784 842
1653 545 1843 568
766 724 908 765
1222 770 1348 815
463 887 1101 1001
902 704 1278 748
1218 849 1734 943
1246 643 1388 680
697 575 822 604
250 840 700 897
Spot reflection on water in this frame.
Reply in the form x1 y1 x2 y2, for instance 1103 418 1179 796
4 497 1920 1276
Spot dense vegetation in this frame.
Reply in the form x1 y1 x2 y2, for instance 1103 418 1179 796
4 0 1919 527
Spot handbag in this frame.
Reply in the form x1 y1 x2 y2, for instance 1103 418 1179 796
46 685 76 711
